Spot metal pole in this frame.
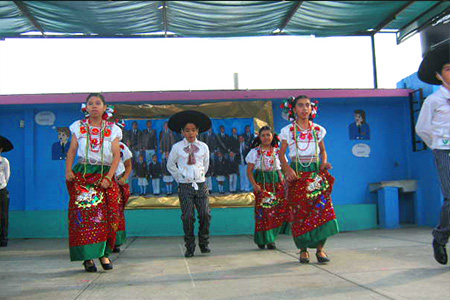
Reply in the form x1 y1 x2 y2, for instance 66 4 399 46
233 72 239 90
371 35 378 89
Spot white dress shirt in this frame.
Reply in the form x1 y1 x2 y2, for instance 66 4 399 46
167 138 210 190
0 156 10 189
416 86 450 150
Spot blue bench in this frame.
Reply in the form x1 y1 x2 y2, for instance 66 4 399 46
369 180 418 229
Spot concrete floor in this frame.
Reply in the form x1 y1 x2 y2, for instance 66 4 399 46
0 227 449 300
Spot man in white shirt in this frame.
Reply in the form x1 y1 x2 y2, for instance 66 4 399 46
167 111 212 258
416 41 450 265
0 135 13 247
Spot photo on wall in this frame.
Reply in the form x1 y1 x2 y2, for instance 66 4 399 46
349 109 370 140
52 127 71 160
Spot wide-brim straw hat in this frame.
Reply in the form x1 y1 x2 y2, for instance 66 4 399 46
168 110 212 133
418 41 450 85
0 135 13 152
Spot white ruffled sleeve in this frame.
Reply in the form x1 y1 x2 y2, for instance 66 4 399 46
315 124 327 142
279 125 290 142
245 149 258 165
110 124 123 141
121 143 133 161
69 120 81 139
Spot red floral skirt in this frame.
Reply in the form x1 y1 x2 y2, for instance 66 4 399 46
66 164 120 261
286 170 337 238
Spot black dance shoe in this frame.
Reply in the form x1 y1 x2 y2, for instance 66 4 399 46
316 250 330 263
83 260 97 272
433 240 448 265
299 250 310 264
200 245 211 253
0 241 8 247
257 244 265 249
185 248 195 258
99 257 113 270
112 246 120 253
267 243 277 250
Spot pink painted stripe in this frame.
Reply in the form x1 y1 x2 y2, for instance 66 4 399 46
0 89 412 105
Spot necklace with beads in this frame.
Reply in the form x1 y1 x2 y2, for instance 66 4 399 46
258 145 279 208
292 121 319 172
82 118 105 178
292 122 313 151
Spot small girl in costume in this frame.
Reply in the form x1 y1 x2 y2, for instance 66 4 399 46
246 126 285 250
279 95 339 264
66 93 121 272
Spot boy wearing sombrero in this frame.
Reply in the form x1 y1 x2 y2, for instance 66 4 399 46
0 135 13 247
167 111 212 257
416 40 450 265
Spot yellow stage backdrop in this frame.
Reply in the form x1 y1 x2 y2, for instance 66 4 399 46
126 192 255 210
114 100 274 132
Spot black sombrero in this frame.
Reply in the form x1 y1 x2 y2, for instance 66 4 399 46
168 110 212 133
418 41 450 85
0 135 13 152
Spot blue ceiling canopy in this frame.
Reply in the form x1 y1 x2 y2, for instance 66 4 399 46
0 1 448 43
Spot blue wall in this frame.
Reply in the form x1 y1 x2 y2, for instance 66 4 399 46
397 73 443 226
0 91 442 237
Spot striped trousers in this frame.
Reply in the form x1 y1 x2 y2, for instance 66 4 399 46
178 182 211 250
432 149 450 245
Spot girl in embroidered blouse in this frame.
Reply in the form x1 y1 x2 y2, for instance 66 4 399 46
65 93 122 272
246 126 285 250
279 95 339 264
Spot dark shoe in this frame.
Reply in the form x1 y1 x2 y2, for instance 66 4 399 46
99 257 113 270
257 244 265 249
185 248 195 258
267 243 277 250
83 260 97 272
0 241 8 247
433 240 448 265
316 250 330 263
299 250 310 264
112 246 120 253
200 245 211 253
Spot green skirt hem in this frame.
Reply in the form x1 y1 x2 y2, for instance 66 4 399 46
293 219 339 249
254 226 283 245
115 231 126 247
70 241 112 261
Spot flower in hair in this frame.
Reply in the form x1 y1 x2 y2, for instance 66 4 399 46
281 96 296 122
80 103 89 117
310 99 319 119
103 105 116 120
